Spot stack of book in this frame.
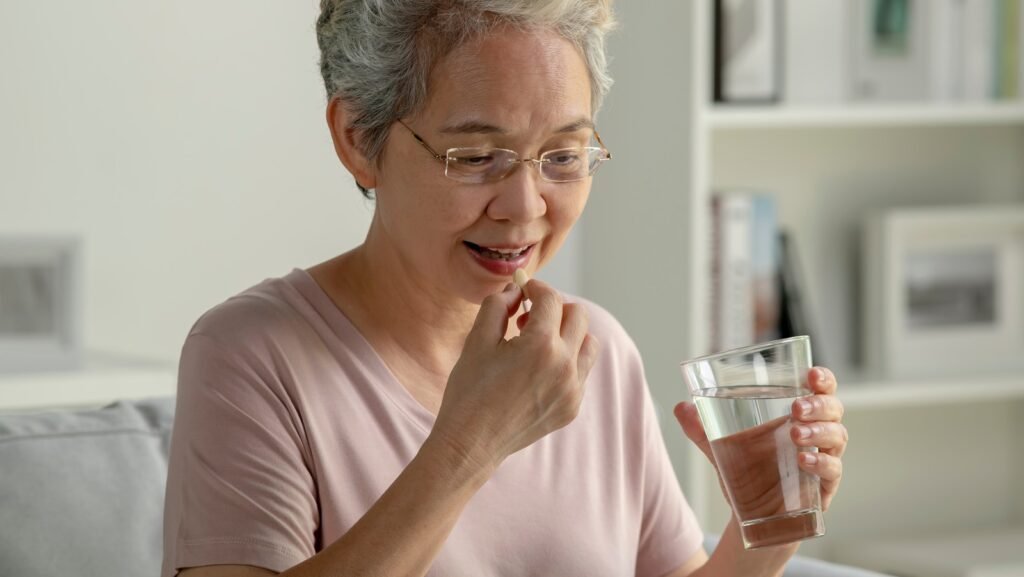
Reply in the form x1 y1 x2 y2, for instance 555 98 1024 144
709 191 819 357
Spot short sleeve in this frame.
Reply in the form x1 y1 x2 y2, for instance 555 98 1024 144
632 355 706 577
162 332 318 576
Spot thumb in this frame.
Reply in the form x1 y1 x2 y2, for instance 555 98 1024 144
469 283 524 345
674 401 712 462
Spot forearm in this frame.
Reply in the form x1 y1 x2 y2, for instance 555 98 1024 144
694 518 798 577
281 434 495 577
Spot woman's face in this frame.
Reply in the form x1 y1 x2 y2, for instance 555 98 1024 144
371 27 596 304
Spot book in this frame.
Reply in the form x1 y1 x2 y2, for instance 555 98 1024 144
710 191 780 352
963 0 996 100
995 0 1021 99
777 230 823 365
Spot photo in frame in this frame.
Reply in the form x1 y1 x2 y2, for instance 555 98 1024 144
0 236 83 374
862 206 1024 380
850 0 931 101
714 0 783 103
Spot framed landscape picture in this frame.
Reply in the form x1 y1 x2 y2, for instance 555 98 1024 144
0 236 82 373
863 206 1024 380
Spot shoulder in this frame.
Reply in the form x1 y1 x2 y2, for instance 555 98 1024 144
184 273 309 356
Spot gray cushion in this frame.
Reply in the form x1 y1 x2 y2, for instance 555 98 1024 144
0 397 175 577
704 533 894 577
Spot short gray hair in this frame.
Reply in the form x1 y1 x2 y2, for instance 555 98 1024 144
316 0 617 197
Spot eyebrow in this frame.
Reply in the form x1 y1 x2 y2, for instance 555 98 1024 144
438 117 595 135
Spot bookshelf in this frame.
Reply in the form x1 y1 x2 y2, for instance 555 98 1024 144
683 1 1024 573
708 102 1024 129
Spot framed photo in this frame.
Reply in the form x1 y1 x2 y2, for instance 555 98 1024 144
850 0 931 101
863 206 1024 380
714 0 782 103
0 236 82 373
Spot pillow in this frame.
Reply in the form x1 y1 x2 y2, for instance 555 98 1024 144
0 396 175 577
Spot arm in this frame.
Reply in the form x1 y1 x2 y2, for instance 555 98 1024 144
179 433 494 577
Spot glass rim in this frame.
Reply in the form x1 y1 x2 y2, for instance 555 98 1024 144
679 335 810 368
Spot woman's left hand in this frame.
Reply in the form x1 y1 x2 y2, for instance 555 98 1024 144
675 366 848 512
790 367 847 511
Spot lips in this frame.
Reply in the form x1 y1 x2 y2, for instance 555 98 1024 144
464 241 531 260
464 241 536 276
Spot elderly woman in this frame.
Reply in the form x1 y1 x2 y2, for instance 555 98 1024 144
162 1 848 576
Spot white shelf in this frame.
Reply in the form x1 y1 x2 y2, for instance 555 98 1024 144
707 102 1024 130
838 373 1024 411
832 525 1024 577
0 351 177 412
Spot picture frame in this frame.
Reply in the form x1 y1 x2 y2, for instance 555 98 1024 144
0 236 83 373
850 0 931 101
714 0 783 104
862 206 1024 380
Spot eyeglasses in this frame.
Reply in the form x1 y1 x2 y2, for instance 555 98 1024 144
397 119 612 184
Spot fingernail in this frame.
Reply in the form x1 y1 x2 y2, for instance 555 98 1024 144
803 453 818 465
797 425 812 439
503 282 516 293
797 399 812 415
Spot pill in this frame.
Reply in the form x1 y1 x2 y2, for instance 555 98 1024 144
513 268 531 313
513 268 529 289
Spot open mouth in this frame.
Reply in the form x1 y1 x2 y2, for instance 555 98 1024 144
464 241 533 261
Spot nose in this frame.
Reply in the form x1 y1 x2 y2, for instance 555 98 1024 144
485 162 548 224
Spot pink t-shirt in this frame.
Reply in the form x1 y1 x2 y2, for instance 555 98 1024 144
162 268 704 577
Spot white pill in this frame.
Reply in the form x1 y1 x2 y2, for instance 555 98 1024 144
513 268 529 289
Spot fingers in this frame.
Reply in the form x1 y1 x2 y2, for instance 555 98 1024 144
470 283 524 345
560 302 589 350
799 451 842 484
576 333 600 386
791 421 848 458
518 279 562 337
799 451 843 511
809 366 838 396
674 402 712 462
792 393 845 423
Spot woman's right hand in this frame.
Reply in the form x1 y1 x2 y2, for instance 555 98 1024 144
430 278 601 472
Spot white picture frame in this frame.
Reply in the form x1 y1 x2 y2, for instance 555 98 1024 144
863 206 1024 380
850 0 931 101
0 236 83 373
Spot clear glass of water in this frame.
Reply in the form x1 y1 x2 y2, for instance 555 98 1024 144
680 335 825 549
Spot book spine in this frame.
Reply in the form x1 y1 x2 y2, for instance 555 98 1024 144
1003 0 1022 98
750 195 780 343
930 0 960 101
963 0 996 100
716 193 755 351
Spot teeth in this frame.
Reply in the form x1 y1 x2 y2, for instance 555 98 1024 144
485 247 528 255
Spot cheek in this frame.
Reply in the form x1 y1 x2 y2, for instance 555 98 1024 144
537 189 589 264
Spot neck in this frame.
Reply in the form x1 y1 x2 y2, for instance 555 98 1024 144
327 221 520 386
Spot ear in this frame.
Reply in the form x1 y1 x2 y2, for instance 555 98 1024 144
326 97 377 191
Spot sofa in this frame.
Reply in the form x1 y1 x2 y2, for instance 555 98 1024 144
0 397 891 576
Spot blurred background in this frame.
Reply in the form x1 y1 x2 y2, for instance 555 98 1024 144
1 1 1022 575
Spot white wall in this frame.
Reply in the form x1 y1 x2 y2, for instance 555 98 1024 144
0 1 581 367
582 1 696 486
0 1 370 363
